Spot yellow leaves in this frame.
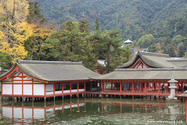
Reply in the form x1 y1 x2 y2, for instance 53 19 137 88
0 41 27 63
0 0 29 63
0 30 5 39
14 22 34 44
0 0 29 21
31 25 52 39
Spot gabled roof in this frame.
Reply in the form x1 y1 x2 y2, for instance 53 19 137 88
117 51 178 68
0 60 100 82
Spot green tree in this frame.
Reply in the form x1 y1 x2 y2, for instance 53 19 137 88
137 34 154 48
92 29 122 73
27 1 46 24
94 17 100 31
172 35 185 46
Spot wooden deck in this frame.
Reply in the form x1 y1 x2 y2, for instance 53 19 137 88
86 89 183 97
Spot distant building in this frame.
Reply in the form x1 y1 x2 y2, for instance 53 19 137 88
123 39 132 47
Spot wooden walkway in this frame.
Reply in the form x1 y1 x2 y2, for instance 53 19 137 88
86 89 183 97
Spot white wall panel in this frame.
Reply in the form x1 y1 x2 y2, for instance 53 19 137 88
34 109 44 119
14 77 22 80
3 84 12 95
14 108 22 118
24 108 32 119
14 84 22 95
64 90 70 93
79 89 84 92
34 84 44 95
71 89 77 93
23 81 32 83
3 107 12 118
13 81 22 83
23 84 32 95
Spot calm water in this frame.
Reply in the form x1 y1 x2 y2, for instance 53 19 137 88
0 98 186 125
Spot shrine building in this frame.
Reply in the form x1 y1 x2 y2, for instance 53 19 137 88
0 60 100 100
90 52 187 98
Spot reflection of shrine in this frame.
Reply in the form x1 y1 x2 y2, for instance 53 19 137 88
1 100 185 124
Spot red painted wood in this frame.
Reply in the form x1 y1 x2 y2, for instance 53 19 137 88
132 83 134 93
77 82 79 92
84 82 86 92
120 82 122 93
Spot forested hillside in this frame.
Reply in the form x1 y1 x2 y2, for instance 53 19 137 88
36 0 178 40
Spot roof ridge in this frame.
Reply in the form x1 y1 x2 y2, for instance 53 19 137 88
17 60 82 65
138 51 170 57
115 68 187 71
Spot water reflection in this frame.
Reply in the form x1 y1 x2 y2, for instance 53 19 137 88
0 99 186 125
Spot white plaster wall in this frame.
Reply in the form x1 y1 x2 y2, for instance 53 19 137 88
71 89 77 93
34 109 44 119
14 84 22 95
79 89 85 92
14 77 22 80
13 81 22 83
14 108 22 118
23 81 32 83
3 84 12 95
64 90 70 93
24 108 32 119
2 107 12 118
55 91 62 94
23 84 32 95
34 84 44 95
46 92 53 95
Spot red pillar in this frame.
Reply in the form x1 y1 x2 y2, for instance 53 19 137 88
77 82 79 92
145 83 147 94
111 83 113 91
120 82 122 93
84 82 86 92
158 83 160 94
101 81 104 92
53 83 55 95
62 84 64 93
132 83 134 93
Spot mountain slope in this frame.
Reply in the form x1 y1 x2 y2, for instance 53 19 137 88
36 0 187 41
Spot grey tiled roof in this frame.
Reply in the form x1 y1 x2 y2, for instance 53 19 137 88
117 51 178 68
92 68 187 80
1 60 100 81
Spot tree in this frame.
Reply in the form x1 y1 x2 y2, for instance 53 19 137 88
27 1 46 24
92 29 122 73
78 16 90 34
94 17 100 31
0 0 32 66
137 34 154 48
177 43 186 57
167 44 176 57
172 35 185 46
